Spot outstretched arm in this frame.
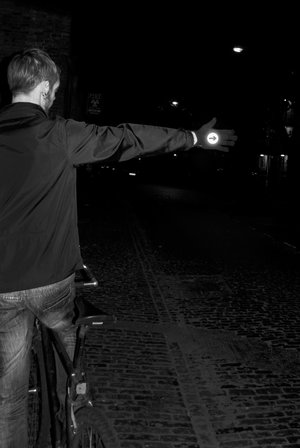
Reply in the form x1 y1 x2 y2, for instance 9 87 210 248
65 117 237 165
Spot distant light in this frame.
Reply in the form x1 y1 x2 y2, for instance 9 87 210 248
173 153 177 157
233 46 244 53
171 101 179 107
129 172 136 176
280 154 286 157
260 154 265 157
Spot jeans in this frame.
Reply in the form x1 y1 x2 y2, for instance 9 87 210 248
0 273 76 448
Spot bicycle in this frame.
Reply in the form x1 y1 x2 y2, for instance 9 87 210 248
28 264 120 448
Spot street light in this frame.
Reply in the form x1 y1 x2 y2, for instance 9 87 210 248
233 46 244 53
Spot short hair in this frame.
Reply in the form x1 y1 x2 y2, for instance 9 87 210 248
7 48 60 95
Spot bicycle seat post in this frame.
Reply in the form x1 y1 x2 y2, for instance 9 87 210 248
73 323 89 371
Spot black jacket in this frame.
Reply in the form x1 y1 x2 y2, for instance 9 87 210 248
0 102 193 293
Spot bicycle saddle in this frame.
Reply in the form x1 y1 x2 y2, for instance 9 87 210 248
74 297 115 326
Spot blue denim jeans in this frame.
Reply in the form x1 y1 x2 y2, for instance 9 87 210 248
0 273 76 448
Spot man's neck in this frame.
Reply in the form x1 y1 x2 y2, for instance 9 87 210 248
12 94 39 105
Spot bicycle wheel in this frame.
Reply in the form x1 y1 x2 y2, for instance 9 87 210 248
28 333 51 448
71 407 120 448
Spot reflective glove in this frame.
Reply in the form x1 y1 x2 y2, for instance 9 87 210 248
193 117 238 152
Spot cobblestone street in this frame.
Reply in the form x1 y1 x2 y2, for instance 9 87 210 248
77 180 300 448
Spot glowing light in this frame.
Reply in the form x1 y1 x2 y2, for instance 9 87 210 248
233 46 244 53
171 101 179 107
206 132 219 145
129 172 136 176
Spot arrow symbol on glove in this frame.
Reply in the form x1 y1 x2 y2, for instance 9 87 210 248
207 132 219 145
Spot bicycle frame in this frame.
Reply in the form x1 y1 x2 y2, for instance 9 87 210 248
36 265 115 448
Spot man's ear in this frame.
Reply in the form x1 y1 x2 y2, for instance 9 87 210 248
41 80 50 94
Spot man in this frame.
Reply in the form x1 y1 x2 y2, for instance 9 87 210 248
0 48 237 447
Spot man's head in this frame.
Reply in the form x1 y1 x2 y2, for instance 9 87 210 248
7 48 60 112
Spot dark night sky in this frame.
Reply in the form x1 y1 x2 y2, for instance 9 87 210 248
68 3 298 127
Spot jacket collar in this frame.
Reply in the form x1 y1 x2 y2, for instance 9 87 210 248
2 102 48 118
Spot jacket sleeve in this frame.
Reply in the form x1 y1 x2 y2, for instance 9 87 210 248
63 119 194 165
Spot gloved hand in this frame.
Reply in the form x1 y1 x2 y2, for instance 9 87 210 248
194 117 237 152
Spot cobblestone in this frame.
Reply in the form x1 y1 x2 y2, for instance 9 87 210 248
78 183 300 447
